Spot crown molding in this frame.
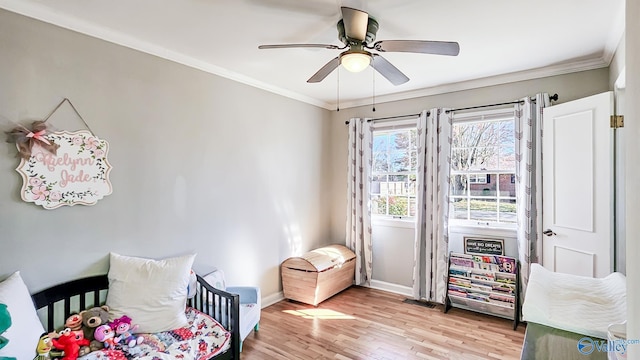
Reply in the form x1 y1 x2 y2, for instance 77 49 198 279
0 1 620 112
336 57 610 109
0 1 331 109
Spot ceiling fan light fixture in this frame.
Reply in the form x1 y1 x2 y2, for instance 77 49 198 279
340 51 371 73
258 6 460 85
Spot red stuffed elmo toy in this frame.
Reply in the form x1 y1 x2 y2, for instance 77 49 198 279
51 328 90 360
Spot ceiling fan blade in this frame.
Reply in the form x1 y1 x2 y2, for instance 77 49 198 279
259 44 343 50
307 56 341 83
371 54 409 86
373 40 460 56
341 7 368 42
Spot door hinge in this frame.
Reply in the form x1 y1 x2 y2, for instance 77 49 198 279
611 115 624 128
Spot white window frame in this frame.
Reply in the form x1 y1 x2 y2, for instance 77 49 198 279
449 108 517 229
370 119 418 222
469 174 488 184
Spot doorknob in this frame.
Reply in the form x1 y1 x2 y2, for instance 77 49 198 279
543 229 557 237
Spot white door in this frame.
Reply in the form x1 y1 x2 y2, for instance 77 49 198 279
614 83 626 274
542 91 613 278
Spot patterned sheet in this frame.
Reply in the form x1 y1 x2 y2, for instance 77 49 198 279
79 307 230 360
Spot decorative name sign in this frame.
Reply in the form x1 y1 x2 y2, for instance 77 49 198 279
16 130 112 209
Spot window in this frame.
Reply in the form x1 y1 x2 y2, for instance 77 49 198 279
371 124 417 218
449 109 516 226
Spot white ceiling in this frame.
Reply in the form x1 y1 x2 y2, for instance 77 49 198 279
0 0 625 110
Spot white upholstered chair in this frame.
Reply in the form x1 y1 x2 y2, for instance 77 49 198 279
203 269 260 351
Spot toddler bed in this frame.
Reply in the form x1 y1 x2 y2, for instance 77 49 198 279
31 273 240 360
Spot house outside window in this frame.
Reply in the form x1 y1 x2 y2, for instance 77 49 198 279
469 174 488 184
370 123 417 219
450 109 516 226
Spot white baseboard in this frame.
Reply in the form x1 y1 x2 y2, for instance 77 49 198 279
261 283 412 308
261 291 284 308
368 280 413 297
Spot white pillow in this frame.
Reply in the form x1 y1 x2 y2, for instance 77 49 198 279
106 253 196 333
0 271 46 360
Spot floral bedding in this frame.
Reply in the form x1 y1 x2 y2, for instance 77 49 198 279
79 307 231 360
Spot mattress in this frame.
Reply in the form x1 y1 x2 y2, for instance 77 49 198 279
522 263 626 339
78 307 231 360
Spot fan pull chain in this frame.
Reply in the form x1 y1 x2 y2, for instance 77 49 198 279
336 66 340 112
372 57 376 112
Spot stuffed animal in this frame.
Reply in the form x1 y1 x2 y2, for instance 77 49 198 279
48 314 90 356
50 328 90 360
93 325 116 349
0 304 11 351
33 333 53 360
110 316 143 348
34 332 64 360
0 303 16 360
79 305 109 352
64 314 83 332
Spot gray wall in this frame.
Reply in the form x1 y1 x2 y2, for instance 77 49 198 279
370 221 415 289
1 2 633 351
614 86 626 274
449 228 517 258
625 0 639 354
610 26 626 275
329 69 611 241
329 69 611 286
371 225 518 291
0 9 334 298
0 6 624 315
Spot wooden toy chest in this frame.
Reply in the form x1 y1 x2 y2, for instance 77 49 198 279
281 244 356 306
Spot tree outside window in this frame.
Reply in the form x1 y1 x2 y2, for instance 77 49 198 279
371 127 417 218
450 114 517 225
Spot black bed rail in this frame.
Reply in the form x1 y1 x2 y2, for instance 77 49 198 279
190 274 241 359
30 274 240 360
31 275 109 332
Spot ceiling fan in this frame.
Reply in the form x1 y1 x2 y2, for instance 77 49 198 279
258 6 460 86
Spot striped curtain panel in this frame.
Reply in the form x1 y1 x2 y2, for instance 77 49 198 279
515 93 550 299
412 109 453 303
345 118 373 286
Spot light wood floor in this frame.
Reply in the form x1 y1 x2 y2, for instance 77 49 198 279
241 286 526 360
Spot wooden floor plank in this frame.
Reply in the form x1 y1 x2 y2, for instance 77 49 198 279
242 286 525 359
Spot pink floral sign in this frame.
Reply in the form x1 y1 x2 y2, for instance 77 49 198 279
16 130 112 209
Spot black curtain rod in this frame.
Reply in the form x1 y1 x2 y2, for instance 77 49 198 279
368 113 423 122
446 93 559 113
446 100 522 113
344 113 422 125
344 93 559 124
